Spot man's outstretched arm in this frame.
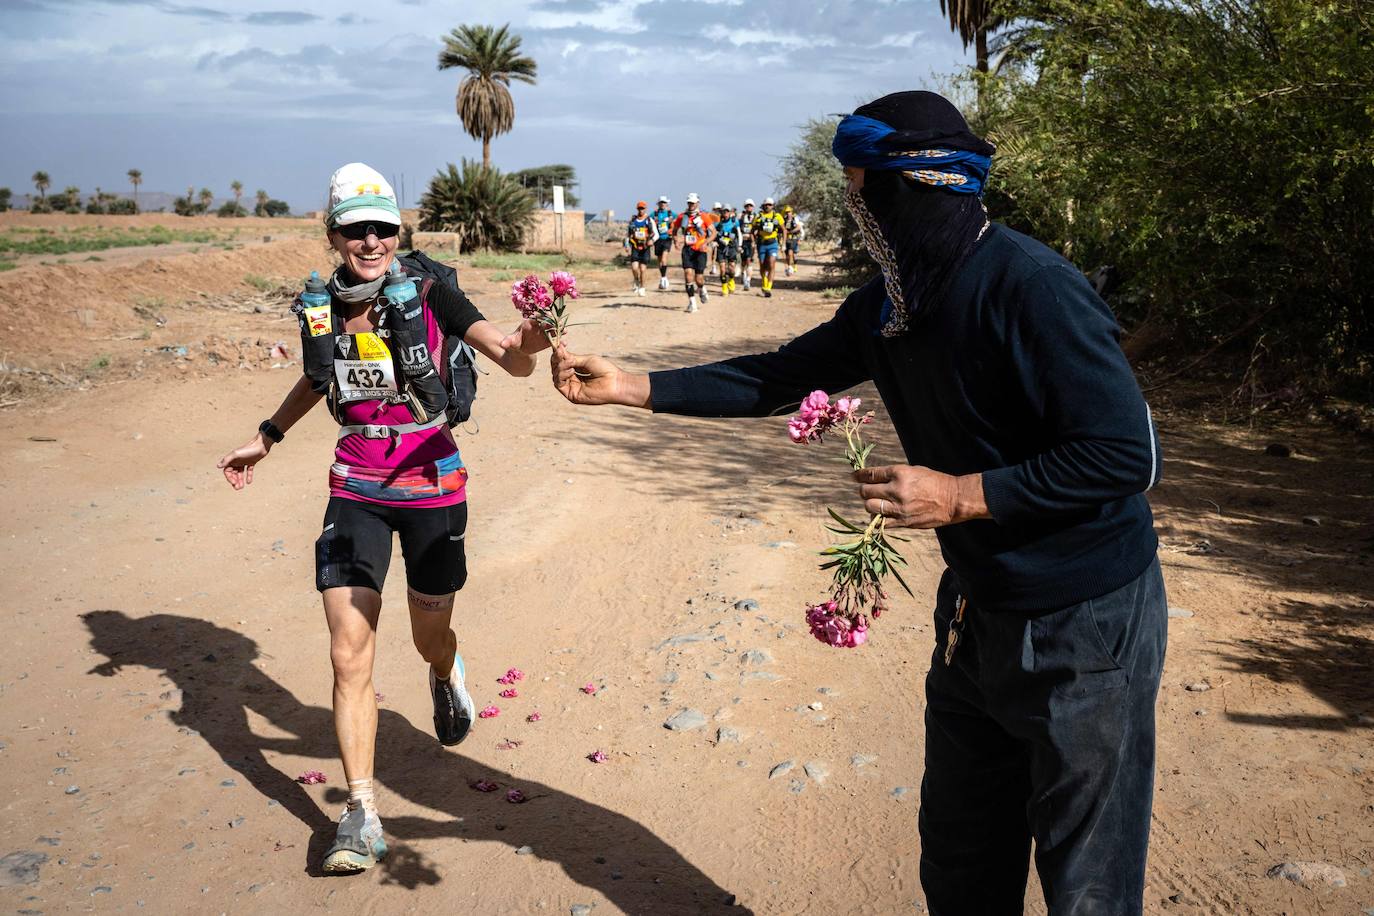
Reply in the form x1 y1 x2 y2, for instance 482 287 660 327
550 300 873 418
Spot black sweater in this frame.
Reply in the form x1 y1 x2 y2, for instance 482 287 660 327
649 225 1161 613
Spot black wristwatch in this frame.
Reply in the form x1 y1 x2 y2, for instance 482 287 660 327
259 419 285 444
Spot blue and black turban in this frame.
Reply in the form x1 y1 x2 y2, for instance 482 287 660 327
832 92 996 336
833 91 995 196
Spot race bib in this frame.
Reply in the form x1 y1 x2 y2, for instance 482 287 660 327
334 332 398 403
634 227 648 240
685 232 699 245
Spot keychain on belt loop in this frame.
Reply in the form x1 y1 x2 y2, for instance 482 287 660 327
943 595 969 666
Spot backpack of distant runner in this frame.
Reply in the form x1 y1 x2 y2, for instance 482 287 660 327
398 250 480 426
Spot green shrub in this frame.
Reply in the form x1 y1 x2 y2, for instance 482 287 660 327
968 0 1374 395
418 160 536 251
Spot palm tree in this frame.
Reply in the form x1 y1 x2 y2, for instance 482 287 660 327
940 0 994 73
437 24 537 170
127 169 142 212
255 188 269 216
231 180 243 209
198 187 214 213
33 171 50 201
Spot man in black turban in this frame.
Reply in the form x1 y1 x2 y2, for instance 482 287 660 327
550 91 1167 915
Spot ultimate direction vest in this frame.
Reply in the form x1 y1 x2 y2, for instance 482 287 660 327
293 254 479 440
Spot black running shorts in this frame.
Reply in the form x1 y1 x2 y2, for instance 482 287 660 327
654 238 673 257
719 244 739 262
629 246 651 264
315 497 468 595
741 240 754 261
681 248 708 273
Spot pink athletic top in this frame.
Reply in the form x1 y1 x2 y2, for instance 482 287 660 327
327 287 481 509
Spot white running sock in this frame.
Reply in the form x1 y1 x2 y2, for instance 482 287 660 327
347 777 377 813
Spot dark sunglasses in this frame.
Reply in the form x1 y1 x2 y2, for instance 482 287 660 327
334 222 400 241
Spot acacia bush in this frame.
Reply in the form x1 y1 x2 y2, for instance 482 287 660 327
968 0 1374 396
418 160 536 251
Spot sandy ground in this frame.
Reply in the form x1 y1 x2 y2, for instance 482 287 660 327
0 228 1371 915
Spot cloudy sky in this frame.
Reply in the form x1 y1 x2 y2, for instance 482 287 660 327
2 0 972 214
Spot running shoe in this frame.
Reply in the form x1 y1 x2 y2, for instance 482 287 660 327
637 287 646 297
430 652 475 746
686 300 698 313
699 287 708 304
763 289 772 298
322 806 387 874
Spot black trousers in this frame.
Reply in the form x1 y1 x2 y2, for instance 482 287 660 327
920 556 1167 915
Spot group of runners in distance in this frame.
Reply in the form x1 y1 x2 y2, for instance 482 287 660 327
623 193 805 312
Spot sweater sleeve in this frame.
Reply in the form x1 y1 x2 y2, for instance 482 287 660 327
649 295 872 418
981 265 1162 524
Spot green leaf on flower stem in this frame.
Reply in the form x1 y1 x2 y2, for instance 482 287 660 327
858 443 875 465
826 507 863 532
819 559 843 570
888 563 914 597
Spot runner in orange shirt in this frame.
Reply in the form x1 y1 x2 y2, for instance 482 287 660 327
670 193 717 313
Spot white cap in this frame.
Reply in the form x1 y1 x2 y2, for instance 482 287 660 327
723 203 733 210
763 196 774 206
658 195 669 203
712 201 722 209
686 192 700 204
744 198 755 206
326 162 400 227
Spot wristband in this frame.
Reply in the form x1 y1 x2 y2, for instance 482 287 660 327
259 419 285 444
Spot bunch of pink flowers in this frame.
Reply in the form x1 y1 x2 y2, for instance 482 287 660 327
787 390 910 649
805 600 869 649
511 271 578 345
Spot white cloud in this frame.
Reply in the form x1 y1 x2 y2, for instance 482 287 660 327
525 0 653 35
700 24 836 49
878 30 923 48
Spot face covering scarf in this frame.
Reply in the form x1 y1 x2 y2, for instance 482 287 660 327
833 96 996 336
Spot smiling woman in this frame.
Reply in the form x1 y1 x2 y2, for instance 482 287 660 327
215 160 554 877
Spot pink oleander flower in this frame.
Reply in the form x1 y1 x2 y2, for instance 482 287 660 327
548 270 579 299
498 667 526 685
471 779 500 792
798 390 830 423
510 275 552 319
295 770 327 785
479 705 501 718
374 692 385 702
526 712 542 723
580 683 598 695
499 688 518 699
506 788 528 804
805 600 869 649
587 750 608 764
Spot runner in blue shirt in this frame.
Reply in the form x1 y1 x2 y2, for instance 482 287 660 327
649 196 676 290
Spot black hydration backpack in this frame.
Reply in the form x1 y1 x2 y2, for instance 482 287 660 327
397 249 481 426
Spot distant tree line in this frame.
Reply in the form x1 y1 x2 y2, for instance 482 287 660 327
14 170 290 218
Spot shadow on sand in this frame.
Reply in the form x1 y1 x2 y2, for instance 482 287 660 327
83 610 749 913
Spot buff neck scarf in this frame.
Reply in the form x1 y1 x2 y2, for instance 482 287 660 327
328 265 387 304
832 92 996 336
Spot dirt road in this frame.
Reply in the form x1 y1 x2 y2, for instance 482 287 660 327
1 234 1370 914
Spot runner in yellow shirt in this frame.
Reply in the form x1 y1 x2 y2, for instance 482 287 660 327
751 197 784 298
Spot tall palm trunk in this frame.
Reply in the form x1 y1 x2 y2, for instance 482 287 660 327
483 135 492 170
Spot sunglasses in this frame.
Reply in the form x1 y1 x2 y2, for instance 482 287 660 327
334 222 400 241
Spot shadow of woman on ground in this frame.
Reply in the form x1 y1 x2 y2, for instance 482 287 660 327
83 610 750 913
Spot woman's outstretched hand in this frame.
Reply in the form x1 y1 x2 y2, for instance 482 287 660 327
499 317 554 356
217 435 271 490
550 343 651 408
